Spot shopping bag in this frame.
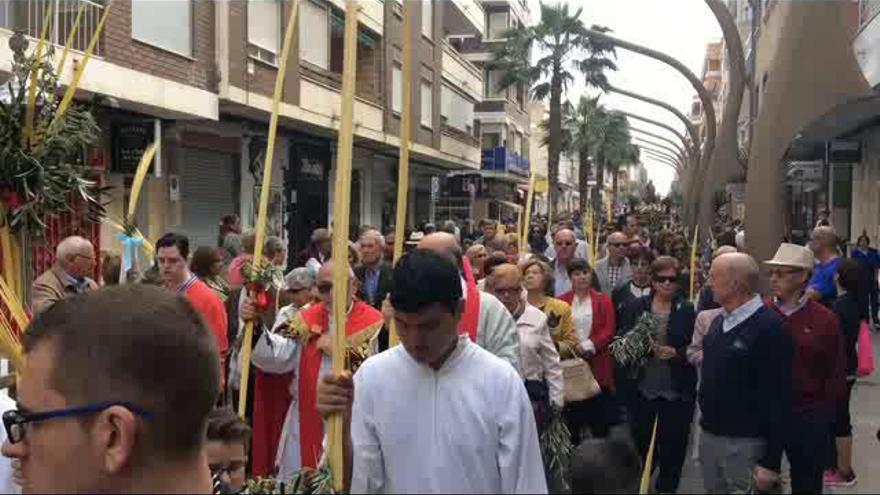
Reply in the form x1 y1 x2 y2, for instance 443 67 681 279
858 320 875 377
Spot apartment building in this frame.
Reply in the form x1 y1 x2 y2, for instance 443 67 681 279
0 0 486 259
689 41 722 145
439 0 532 223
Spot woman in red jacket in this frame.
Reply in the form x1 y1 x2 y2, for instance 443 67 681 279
559 258 619 443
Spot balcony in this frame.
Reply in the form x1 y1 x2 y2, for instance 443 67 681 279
325 0 383 34
441 40 482 102
0 0 105 56
482 146 529 177
444 0 484 37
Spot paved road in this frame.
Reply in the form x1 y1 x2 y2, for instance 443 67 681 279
676 332 880 494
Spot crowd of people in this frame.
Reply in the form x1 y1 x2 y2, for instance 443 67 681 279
3 205 876 494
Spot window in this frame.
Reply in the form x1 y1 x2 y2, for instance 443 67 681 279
421 0 433 39
512 131 522 155
487 11 509 39
248 0 281 64
300 0 329 69
131 0 192 56
482 132 500 150
485 70 507 99
392 65 403 114
441 84 474 133
420 80 433 128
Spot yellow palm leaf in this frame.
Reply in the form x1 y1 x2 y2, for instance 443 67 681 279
127 142 158 219
22 4 54 149
56 3 87 76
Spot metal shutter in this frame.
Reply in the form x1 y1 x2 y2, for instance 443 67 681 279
180 148 236 250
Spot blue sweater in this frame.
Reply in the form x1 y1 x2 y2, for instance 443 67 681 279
698 305 793 471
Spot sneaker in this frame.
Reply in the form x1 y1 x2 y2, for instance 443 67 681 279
824 469 857 487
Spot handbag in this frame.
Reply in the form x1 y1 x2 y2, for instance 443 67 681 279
560 358 601 402
858 320 875 377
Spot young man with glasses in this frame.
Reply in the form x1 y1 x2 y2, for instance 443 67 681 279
242 262 382 478
157 233 228 391
31 236 97 314
2 285 220 493
594 232 633 296
763 243 846 493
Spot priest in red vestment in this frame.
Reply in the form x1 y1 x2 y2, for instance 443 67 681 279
243 262 382 477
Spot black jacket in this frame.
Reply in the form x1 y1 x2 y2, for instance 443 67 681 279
355 262 394 309
355 262 393 351
624 294 698 401
612 283 651 336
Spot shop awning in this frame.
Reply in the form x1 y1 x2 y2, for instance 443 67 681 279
493 199 523 211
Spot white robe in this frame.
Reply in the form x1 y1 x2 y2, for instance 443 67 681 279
350 336 547 494
473 291 522 373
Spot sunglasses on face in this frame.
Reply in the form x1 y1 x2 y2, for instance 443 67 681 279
555 242 575 247
653 276 679 284
317 282 333 293
609 242 628 248
3 401 152 444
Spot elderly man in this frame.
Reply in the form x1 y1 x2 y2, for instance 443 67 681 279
699 253 793 494
417 232 520 371
243 262 382 478
550 228 579 296
355 230 393 310
485 264 564 415
594 232 632 295
31 236 97 314
807 226 842 306
476 219 498 245
764 243 846 493
689 246 739 368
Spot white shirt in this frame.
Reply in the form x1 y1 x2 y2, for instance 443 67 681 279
350 336 547 494
553 262 572 296
571 294 595 354
721 295 764 333
629 283 652 299
515 303 564 408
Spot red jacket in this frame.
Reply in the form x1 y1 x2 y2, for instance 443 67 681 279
767 298 846 413
559 289 616 390
184 278 228 388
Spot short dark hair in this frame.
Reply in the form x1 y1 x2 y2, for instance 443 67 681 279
566 258 592 277
156 232 190 260
837 258 865 295
627 245 655 263
190 246 220 278
570 431 641 494
391 249 462 315
23 285 220 460
206 407 251 448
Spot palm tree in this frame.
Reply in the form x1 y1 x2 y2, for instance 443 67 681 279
492 2 616 220
589 110 634 213
558 96 601 214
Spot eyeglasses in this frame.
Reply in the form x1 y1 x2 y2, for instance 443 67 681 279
3 401 152 444
555 242 575 247
609 243 628 248
72 254 96 263
316 282 333 293
491 287 521 297
653 275 679 284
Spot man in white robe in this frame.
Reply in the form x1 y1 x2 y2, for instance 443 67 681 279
317 249 547 494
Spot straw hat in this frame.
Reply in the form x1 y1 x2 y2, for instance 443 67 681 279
763 243 815 270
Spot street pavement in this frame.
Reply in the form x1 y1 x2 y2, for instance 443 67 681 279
675 331 880 494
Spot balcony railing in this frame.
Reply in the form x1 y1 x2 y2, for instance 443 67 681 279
482 146 530 177
0 0 105 57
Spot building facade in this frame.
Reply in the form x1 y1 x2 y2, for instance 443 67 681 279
0 0 489 263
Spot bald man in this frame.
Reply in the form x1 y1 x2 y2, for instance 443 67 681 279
696 245 739 312
806 226 842 305
594 232 632 295
698 253 793 494
550 229 579 295
418 232 520 372
32 236 98 314
244 261 383 477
